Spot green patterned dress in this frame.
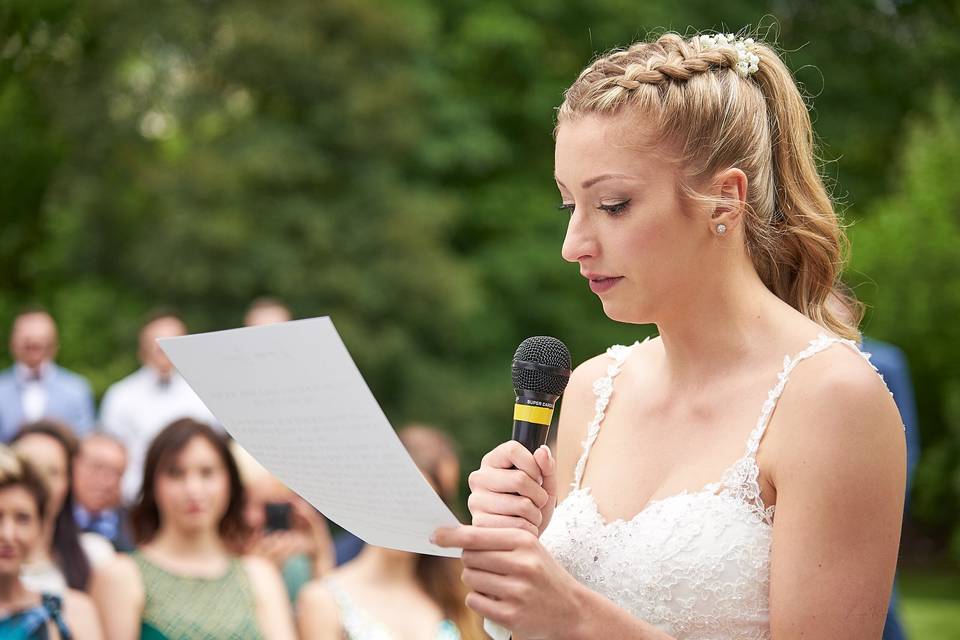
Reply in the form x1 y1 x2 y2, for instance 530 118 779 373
132 551 264 640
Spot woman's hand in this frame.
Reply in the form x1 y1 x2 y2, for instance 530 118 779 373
467 441 557 536
432 525 585 639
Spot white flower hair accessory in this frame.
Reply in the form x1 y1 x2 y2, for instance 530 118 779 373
698 33 761 78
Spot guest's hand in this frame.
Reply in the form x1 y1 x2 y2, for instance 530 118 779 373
467 441 557 537
433 525 584 639
289 497 335 576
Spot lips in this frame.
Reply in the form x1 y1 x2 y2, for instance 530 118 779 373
584 274 624 294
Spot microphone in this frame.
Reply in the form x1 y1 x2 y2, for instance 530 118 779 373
511 336 572 453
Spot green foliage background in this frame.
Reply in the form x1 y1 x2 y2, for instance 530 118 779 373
2 0 958 558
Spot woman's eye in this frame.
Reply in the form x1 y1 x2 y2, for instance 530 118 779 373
598 199 631 215
557 202 575 214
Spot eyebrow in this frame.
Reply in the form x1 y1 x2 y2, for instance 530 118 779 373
555 173 639 189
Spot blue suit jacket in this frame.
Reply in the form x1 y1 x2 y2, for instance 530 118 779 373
0 364 96 441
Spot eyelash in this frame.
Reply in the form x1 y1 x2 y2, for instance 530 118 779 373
557 199 632 216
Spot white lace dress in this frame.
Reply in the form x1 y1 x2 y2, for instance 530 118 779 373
539 333 889 640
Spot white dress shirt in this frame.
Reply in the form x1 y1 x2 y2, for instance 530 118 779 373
99 366 218 503
15 362 48 422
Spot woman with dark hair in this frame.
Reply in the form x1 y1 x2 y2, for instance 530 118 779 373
0 444 102 638
297 425 484 640
91 418 296 639
11 420 114 594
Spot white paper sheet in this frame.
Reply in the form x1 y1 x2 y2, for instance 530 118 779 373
158 317 462 557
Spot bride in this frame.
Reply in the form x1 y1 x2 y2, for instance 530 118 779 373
432 31 905 639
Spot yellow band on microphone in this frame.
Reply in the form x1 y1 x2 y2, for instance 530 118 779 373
513 403 554 426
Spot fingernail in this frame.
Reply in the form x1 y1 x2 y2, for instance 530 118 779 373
541 445 553 462
429 532 437 544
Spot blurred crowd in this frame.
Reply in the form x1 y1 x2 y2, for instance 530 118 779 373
0 299 483 639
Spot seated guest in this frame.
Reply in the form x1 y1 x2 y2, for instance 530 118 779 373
12 421 114 593
233 442 334 603
99 311 217 504
0 308 95 441
73 433 133 552
244 296 293 327
91 418 296 640
298 425 483 640
0 445 102 638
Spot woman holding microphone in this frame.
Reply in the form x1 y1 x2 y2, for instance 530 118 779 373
433 30 905 640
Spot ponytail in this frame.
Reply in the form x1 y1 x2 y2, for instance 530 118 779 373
751 46 862 339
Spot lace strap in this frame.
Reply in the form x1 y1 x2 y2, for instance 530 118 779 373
743 332 882 458
572 339 646 490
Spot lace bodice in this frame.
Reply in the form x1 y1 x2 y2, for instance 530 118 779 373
540 333 889 640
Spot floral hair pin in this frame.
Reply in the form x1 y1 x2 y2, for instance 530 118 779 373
698 33 761 78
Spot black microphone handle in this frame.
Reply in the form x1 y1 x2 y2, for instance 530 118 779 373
510 389 559 454
512 419 550 454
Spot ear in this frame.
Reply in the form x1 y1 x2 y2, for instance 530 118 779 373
709 167 748 231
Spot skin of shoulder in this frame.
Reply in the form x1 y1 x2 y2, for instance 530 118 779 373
763 343 907 638
62 588 104 640
240 555 297 640
296 577 342 640
89 554 144 640
554 350 624 503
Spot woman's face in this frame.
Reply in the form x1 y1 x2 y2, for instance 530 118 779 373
13 434 69 521
0 485 41 578
555 113 709 324
154 436 231 535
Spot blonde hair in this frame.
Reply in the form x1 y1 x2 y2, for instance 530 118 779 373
557 31 861 339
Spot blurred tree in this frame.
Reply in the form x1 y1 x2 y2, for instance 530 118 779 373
852 91 960 559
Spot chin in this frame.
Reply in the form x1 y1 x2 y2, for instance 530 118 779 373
600 299 650 325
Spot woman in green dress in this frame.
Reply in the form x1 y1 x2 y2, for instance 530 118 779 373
91 418 296 640
0 445 102 639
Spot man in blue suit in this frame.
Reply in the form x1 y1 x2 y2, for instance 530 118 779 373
0 308 95 440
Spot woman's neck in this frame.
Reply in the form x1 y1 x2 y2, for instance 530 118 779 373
0 573 34 608
350 545 419 585
149 525 227 559
653 259 809 392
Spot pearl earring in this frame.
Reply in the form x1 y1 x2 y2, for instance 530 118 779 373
716 223 727 235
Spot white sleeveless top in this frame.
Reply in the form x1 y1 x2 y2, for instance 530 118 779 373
539 333 889 640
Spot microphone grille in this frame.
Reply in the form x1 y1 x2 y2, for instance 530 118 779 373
512 336 572 397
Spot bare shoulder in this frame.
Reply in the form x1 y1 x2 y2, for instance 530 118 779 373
296 577 342 637
297 577 339 612
240 554 286 590
769 340 905 485
93 553 143 594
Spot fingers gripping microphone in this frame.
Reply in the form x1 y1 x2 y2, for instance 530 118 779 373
511 336 572 453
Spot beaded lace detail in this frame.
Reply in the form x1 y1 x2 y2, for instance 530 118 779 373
540 333 888 639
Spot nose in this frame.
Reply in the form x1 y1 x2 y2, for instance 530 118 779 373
0 516 14 542
560 208 598 264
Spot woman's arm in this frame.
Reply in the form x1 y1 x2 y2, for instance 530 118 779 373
63 588 104 640
765 350 905 638
296 580 343 640
89 555 144 640
243 555 298 640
